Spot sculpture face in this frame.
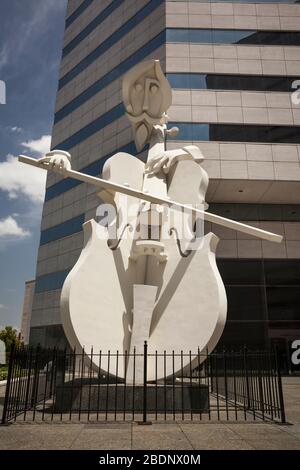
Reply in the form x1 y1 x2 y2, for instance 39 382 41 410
129 78 164 119
122 60 172 150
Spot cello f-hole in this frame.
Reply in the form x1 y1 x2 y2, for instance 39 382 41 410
107 223 133 251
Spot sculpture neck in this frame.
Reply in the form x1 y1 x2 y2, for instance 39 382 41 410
142 124 168 197
147 124 166 164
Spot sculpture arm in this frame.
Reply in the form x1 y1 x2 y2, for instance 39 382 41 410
18 154 283 244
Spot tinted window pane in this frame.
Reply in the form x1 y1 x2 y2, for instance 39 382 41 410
190 74 208 89
219 321 266 348
167 73 191 89
267 287 300 321
217 259 264 285
213 29 253 44
170 122 300 144
40 214 85 245
226 286 266 321
166 29 300 46
258 205 283 221
35 270 69 293
265 260 300 286
167 73 295 93
210 203 260 221
189 29 212 43
283 205 300 221
167 28 189 43
205 204 300 222
30 325 69 349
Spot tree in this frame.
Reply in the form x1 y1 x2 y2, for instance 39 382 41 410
0 326 21 351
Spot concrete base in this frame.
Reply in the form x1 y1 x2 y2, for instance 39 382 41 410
53 380 209 413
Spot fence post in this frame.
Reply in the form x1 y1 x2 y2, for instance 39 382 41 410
1 342 15 424
257 352 265 417
275 347 286 424
142 341 148 424
243 346 251 409
31 344 40 408
223 349 229 420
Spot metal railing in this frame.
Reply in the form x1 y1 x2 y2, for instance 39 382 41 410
1 342 285 424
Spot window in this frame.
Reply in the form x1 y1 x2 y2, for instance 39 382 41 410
209 204 300 222
265 260 300 286
225 286 266 321
40 214 85 245
166 28 300 46
169 123 300 144
267 287 300 321
167 73 294 93
217 259 264 285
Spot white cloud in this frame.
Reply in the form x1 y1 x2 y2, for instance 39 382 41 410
0 154 46 203
21 134 51 156
0 1 67 73
0 44 8 70
0 216 30 239
10 126 23 133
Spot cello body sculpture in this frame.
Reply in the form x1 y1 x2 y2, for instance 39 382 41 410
60 60 227 381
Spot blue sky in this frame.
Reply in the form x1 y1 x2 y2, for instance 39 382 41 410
0 0 67 329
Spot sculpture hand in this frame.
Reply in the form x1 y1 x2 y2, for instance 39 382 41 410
38 150 72 171
145 146 204 175
145 154 170 174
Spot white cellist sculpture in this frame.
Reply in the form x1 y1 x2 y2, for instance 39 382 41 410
19 60 282 382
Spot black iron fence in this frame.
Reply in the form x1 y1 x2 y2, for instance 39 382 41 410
1 342 286 424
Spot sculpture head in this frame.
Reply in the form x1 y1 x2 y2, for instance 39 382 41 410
122 60 172 151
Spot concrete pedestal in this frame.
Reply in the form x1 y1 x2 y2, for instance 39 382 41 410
53 380 209 414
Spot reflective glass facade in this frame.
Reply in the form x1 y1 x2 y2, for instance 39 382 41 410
167 73 297 92
40 214 85 245
65 0 94 28
167 28 300 45
63 0 124 57
59 0 164 89
170 122 300 144
218 259 300 371
30 324 69 349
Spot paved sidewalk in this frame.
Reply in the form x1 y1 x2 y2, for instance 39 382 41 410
0 378 299 450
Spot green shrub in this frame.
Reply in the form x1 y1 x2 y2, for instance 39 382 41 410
0 366 8 381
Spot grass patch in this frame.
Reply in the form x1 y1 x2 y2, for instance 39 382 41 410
0 365 8 381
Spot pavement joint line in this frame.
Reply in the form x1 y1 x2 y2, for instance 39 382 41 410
223 422 249 440
178 422 196 450
68 425 85 450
